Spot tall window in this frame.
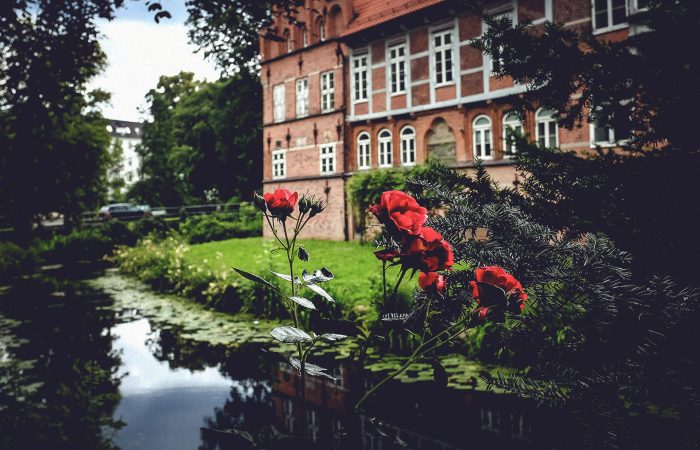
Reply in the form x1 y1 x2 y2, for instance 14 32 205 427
389 42 407 94
272 150 286 179
285 31 292 53
378 129 393 167
352 53 368 102
502 112 524 156
473 115 493 159
489 11 513 74
321 71 335 112
593 0 628 32
432 29 454 85
273 84 285 123
357 132 371 169
295 78 308 118
536 108 558 148
302 29 308 47
400 126 416 166
319 19 326 42
590 116 631 147
320 143 336 174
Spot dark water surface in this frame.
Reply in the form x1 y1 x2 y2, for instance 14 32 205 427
0 265 570 450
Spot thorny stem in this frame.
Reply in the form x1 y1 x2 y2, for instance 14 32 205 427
421 295 433 344
355 316 470 411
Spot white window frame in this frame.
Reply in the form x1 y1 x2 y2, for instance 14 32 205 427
592 0 629 34
502 112 524 157
351 52 369 103
273 83 285 123
272 150 286 179
320 71 335 113
389 41 407 95
295 78 309 118
432 28 455 87
589 112 631 148
473 115 493 160
357 132 371 170
535 108 559 148
319 143 336 175
378 129 393 168
488 10 514 75
400 126 416 166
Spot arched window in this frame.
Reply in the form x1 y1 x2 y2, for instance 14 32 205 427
535 108 558 148
284 29 292 53
473 115 492 159
328 5 344 37
378 129 393 167
502 112 524 157
400 126 416 166
357 132 371 169
319 18 326 42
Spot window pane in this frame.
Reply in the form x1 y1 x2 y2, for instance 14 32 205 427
538 123 546 146
594 125 610 143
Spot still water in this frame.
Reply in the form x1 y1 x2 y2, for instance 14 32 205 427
0 265 566 450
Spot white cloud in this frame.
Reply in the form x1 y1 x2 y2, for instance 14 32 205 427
89 20 220 122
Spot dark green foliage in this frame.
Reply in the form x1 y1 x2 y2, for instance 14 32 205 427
0 1 117 241
0 241 37 281
128 215 171 240
178 208 262 244
346 166 425 240
407 163 700 448
473 0 700 286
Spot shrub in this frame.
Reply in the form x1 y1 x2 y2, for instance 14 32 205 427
128 216 170 240
0 241 35 280
178 209 261 244
46 227 114 263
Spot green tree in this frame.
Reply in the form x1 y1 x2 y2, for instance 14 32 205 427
0 1 116 238
105 138 126 202
128 72 201 206
170 73 262 202
474 0 700 284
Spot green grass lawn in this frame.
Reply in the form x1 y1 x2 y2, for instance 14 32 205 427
185 237 415 312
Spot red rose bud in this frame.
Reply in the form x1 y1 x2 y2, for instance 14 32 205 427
263 188 298 220
368 190 428 237
401 227 454 272
470 266 527 315
419 272 446 294
374 249 400 262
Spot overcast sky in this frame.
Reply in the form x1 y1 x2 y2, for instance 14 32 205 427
89 0 220 122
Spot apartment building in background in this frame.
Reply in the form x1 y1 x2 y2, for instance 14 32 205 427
260 0 646 240
106 119 143 198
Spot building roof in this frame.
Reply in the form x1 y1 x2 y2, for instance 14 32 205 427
106 119 143 139
341 0 445 37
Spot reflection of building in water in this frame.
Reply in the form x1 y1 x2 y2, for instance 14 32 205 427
270 361 565 449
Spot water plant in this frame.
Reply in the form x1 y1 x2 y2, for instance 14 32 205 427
233 188 347 438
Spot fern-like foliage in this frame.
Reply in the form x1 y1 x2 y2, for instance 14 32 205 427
407 162 700 448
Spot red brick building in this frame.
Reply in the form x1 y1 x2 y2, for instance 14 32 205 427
260 0 645 240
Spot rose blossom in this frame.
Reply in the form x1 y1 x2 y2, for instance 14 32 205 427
469 265 528 314
418 271 446 293
263 188 298 219
368 190 427 237
401 227 454 272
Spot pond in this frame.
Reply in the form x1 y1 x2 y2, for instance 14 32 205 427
0 265 573 450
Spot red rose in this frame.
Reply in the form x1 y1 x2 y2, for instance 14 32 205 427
263 188 298 219
374 249 400 262
368 190 427 237
401 227 454 272
419 271 446 293
469 266 527 314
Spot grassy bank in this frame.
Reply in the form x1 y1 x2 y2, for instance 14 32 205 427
114 236 414 320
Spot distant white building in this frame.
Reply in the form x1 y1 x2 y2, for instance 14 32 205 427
106 119 143 198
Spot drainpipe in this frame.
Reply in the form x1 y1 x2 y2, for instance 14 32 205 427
337 41 350 241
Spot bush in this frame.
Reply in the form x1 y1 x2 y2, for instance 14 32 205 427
128 216 170 240
178 208 261 244
46 227 114 263
0 241 36 280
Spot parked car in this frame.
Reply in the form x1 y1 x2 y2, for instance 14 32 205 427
99 203 149 221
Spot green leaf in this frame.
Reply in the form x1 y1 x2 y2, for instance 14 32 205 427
233 268 279 292
270 271 301 284
298 246 309 262
289 357 336 380
306 283 334 302
289 296 316 310
302 267 334 284
269 326 312 343
320 333 347 342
